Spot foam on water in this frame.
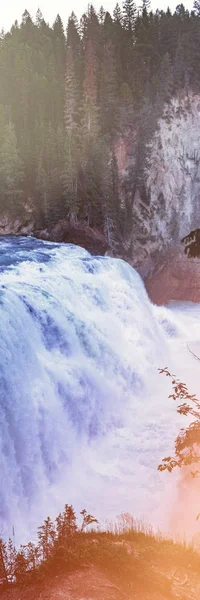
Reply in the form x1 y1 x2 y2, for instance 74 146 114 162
0 237 199 542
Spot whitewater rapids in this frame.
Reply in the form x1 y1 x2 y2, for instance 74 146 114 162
0 236 200 542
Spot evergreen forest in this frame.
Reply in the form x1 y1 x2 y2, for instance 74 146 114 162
1 1 200 242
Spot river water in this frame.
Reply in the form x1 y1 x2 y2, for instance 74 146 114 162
0 236 199 542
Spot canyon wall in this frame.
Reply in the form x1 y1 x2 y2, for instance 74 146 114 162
121 92 200 302
122 93 200 271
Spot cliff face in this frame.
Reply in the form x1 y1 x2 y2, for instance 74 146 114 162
147 94 200 241
118 92 200 302
122 93 200 277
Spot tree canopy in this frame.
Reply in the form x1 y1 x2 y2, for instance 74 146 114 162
0 3 200 241
158 367 200 475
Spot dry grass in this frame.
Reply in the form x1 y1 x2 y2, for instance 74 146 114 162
1 521 200 599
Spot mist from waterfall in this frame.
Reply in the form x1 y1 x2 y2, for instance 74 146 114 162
0 237 199 543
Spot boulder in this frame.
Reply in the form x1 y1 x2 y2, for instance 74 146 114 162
49 220 108 255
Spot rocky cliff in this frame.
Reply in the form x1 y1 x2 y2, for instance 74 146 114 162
120 92 200 302
121 93 200 275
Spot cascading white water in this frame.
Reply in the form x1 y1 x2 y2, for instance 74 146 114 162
0 236 200 543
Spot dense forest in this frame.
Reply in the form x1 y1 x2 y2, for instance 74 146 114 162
1 1 200 243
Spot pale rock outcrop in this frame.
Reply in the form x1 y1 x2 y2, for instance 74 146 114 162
147 93 200 242
124 93 200 301
0 198 34 236
0 213 34 236
128 93 200 276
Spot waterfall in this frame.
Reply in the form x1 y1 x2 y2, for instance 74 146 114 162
0 236 199 542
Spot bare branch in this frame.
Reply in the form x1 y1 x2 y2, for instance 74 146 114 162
187 343 200 362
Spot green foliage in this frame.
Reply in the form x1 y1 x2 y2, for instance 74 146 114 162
0 3 199 242
0 121 24 214
122 0 137 35
38 516 56 561
158 367 200 473
14 551 27 583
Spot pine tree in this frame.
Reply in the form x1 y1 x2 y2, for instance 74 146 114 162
52 14 66 75
23 541 39 571
51 17 65 127
119 82 133 128
113 4 124 85
79 138 104 226
174 36 185 89
21 9 33 26
36 153 49 226
14 551 27 583
67 11 81 80
55 505 77 545
123 0 137 36
56 512 64 540
79 13 88 41
113 3 123 24
98 6 105 25
35 8 45 27
6 539 16 582
80 37 101 224
0 122 24 213
110 150 121 233
100 40 118 137
62 131 80 222
141 0 151 12
83 39 97 106
65 47 78 135
102 148 120 245
0 28 5 44
0 539 8 584
87 5 100 47
155 52 174 109
64 33 81 221
38 516 56 561
82 39 99 140
62 504 77 539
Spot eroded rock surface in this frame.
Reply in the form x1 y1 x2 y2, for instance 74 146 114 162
145 247 200 305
